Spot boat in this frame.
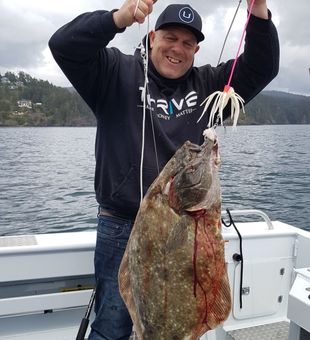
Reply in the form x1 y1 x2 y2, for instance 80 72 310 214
0 209 309 340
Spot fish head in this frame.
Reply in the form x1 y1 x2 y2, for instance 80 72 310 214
167 128 221 213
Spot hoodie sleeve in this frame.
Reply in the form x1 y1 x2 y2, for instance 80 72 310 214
49 10 125 112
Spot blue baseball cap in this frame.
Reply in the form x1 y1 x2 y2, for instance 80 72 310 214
155 4 205 42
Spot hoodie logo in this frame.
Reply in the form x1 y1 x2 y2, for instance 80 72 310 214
139 88 198 120
179 7 195 24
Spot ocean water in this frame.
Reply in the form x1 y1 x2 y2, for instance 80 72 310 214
0 125 309 236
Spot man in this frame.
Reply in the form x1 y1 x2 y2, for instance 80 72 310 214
49 0 279 339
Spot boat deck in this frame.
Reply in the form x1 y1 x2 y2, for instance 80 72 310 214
0 211 309 340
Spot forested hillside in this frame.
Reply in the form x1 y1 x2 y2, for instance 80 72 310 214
0 71 309 126
0 71 94 126
242 91 310 124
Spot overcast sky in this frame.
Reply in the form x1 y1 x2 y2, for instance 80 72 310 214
0 0 309 95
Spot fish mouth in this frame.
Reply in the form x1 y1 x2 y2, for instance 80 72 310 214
202 129 221 167
185 138 220 212
167 133 220 213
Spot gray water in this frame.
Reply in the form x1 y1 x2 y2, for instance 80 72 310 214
0 125 309 236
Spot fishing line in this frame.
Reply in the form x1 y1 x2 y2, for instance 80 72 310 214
133 0 140 18
197 0 255 128
148 91 160 176
217 0 243 66
139 28 148 203
137 2 160 203
134 0 150 203
227 0 256 87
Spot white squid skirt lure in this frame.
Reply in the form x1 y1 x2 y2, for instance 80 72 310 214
196 0 258 129
197 85 245 128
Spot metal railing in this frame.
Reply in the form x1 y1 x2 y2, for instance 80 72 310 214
221 209 274 230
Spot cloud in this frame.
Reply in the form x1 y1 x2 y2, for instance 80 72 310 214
0 5 51 68
0 0 106 82
0 0 309 95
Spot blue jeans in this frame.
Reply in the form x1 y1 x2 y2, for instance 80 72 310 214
88 215 134 340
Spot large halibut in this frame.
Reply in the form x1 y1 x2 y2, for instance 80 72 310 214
119 129 231 339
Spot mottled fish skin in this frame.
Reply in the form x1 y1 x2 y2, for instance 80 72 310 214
119 133 231 340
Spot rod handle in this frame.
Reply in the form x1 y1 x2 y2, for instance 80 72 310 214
76 318 89 340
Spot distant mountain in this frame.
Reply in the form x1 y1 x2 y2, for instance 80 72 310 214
0 71 309 126
240 90 310 125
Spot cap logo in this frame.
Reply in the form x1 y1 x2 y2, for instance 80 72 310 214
178 7 194 24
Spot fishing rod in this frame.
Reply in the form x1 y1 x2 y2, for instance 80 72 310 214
76 287 96 340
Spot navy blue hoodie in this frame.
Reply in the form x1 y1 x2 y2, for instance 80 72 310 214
49 9 279 219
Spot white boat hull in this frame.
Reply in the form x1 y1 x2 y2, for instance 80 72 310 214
0 211 309 340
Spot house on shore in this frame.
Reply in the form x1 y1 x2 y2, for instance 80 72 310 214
1 76 11 85
17 99 32 109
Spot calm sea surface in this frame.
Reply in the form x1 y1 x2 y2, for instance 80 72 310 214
0 125 309 236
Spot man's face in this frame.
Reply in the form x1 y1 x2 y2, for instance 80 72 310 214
149 26 200 79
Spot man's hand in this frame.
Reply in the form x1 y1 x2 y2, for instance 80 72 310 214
113 0 155 29
247 0 268 19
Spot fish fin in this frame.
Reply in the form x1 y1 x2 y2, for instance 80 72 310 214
119 253 144 338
